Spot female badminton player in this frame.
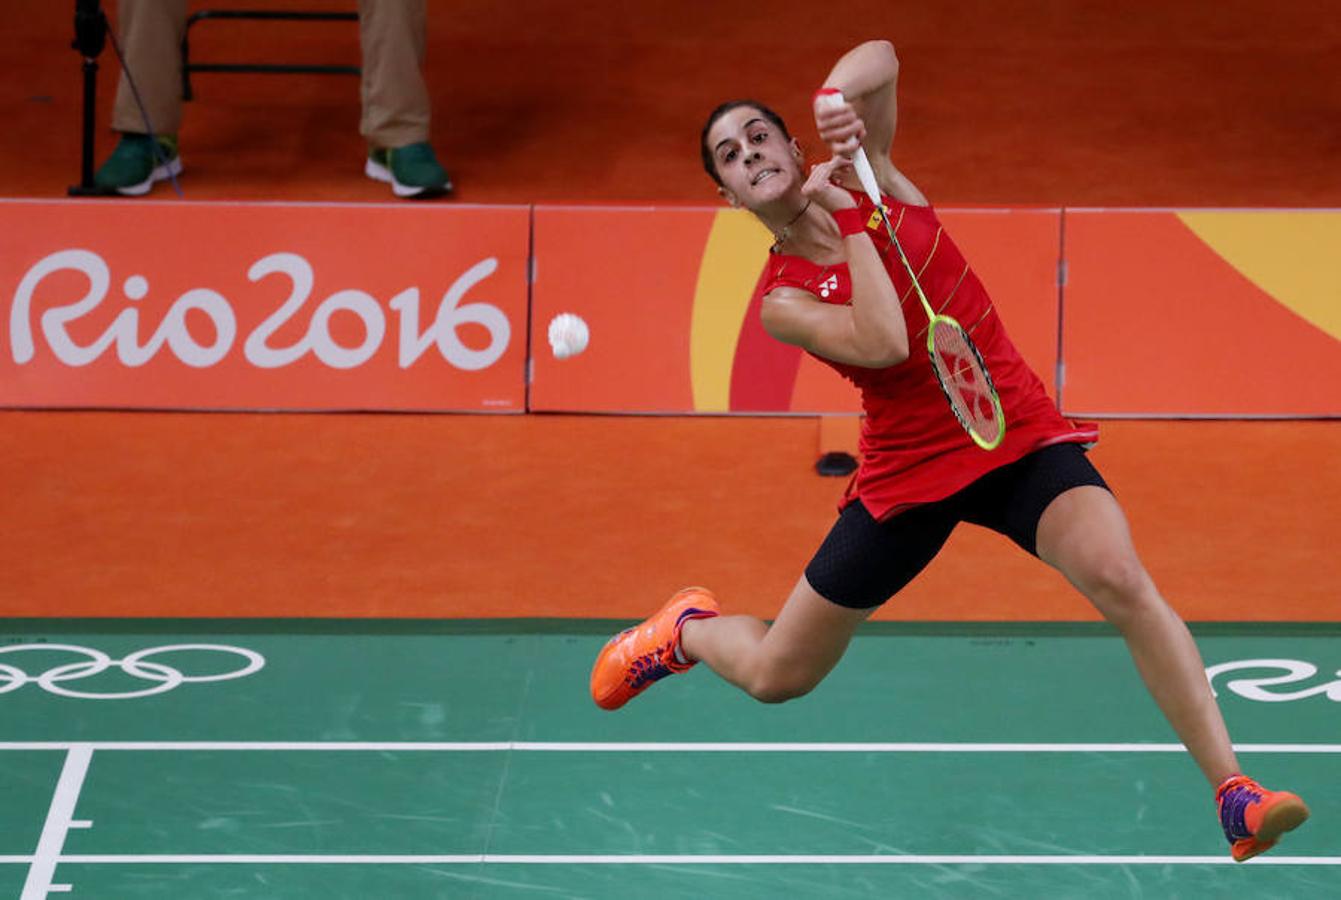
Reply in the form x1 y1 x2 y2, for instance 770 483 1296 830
590 39 1308 861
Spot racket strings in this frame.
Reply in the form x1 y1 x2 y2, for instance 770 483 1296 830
931 326 1001 443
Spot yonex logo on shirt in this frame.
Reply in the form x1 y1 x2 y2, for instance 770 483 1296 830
817 274 839 298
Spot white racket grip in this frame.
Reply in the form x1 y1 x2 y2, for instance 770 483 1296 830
850 149 883 209
814 89 883 208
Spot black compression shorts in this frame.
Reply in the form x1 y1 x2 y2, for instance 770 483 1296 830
804 442 1109 610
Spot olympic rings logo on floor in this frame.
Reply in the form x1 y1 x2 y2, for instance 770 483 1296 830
0 644 265 699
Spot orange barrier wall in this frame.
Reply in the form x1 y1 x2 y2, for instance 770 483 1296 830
530 206 1062 414
6 202 1338 418
1061 210 1341 417
0 200 530 412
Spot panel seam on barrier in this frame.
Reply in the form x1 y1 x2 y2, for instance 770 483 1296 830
524 204 536 410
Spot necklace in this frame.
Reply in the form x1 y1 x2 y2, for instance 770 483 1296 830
772 199 812 245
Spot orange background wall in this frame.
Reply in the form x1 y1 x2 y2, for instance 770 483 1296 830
6 1 1338 210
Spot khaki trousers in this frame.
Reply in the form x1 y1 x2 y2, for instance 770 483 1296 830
110 0 431 148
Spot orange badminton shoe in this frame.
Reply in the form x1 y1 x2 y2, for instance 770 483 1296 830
1215 774 1310 861
590 587 720 711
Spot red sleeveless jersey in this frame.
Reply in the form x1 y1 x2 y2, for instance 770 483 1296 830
761 189 1097 520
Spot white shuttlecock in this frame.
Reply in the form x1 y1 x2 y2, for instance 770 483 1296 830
547 312 590 359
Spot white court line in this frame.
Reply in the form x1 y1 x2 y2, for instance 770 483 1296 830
3 743 1332 890
20 746 93 900
1 741 1340 752
0 854 1338 866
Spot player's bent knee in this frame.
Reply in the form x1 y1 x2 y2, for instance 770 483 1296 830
747 669 819 704
749 681 814 704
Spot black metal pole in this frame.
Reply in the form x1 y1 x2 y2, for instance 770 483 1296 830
68 0 109 196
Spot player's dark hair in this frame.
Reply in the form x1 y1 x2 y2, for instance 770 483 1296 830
700 100 792 186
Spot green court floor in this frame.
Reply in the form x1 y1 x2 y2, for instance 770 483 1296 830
1 620 1336 898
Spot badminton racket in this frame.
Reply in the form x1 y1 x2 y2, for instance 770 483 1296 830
816 90 1005 450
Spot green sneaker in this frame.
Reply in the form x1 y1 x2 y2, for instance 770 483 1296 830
365 142 453 198
94 133 181 196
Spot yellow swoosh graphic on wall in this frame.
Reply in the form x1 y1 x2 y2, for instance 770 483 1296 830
1177 212 1341 341
690 209 775 411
